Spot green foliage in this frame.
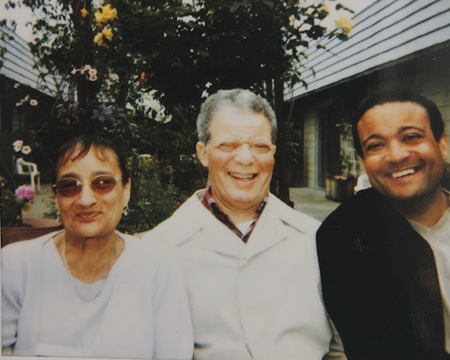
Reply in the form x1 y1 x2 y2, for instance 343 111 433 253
0 132 19 187
117 155 186 234
0 189 24 227
0 186 36 227
2 0 353 208
0 130 43 185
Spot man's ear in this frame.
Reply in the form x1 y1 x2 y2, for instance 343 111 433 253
123 178 132 208
196 141 209 167
438 132 449 161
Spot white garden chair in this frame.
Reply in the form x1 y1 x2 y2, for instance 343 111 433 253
16 158 41 192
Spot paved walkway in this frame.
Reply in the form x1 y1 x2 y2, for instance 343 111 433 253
22 185 340 225
290 187 340 222
21 184 60 227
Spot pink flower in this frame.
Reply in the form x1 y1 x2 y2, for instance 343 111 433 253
15 185 35 200
22 145 32 154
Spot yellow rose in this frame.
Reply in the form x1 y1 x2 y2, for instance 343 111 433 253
95 4 117 24
321 4 331 14
81 8 89 17
335 16 353 35
94 32 104 45
102 26 113 40
102 4 117 21
95 10 105 24
97 4 117 23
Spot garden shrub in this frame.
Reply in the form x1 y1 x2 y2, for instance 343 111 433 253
117 155 186 234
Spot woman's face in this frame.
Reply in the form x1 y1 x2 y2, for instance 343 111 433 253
55 146 131 240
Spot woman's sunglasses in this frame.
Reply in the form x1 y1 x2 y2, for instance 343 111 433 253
53 175 120 198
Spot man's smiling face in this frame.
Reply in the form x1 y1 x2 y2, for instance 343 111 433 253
357 101 448 203
196 107 276 215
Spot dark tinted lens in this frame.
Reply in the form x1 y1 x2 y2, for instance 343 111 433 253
56 179 82 197
91 176 117 194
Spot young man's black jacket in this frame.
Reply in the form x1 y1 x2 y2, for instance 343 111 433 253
317 188 450 360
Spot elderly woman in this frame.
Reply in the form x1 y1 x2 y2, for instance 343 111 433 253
2 135 193 358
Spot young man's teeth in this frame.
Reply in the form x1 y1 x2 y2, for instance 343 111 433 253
392 168 415 178
230 173 254 179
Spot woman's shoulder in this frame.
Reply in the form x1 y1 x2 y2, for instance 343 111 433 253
2 232 59 260
1 232 59 279
119 231 176 262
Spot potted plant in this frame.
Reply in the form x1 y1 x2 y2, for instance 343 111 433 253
1 183 35 227
1 180 63 247
325 122 358 202
1 139 63 247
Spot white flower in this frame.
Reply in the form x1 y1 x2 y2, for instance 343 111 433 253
140 91 172 123
30 99 38 106
109 73 119 82
179 15 196 23
13 140 23 152
104 79 112 89
22 145 32 154
88 68 98 81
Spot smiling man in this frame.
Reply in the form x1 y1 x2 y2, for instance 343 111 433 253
141 89 343 360
317 90 450 360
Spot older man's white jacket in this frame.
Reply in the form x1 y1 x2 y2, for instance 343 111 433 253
141 191 341 360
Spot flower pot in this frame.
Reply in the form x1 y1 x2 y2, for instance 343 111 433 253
325 175 357 202
1 222 64 248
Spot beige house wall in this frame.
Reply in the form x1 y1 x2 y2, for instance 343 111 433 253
359 51 450 165
303 110 317 188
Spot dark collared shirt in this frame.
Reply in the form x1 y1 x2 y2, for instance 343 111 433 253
200 187 266 243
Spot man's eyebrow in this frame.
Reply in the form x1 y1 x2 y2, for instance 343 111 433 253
361 134 383 148
398 126 425 134
361 126 426 147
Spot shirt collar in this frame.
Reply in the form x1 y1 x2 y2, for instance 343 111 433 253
201 186 267 217
200 187 267 242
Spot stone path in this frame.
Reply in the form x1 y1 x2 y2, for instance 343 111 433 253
290 187 340 222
